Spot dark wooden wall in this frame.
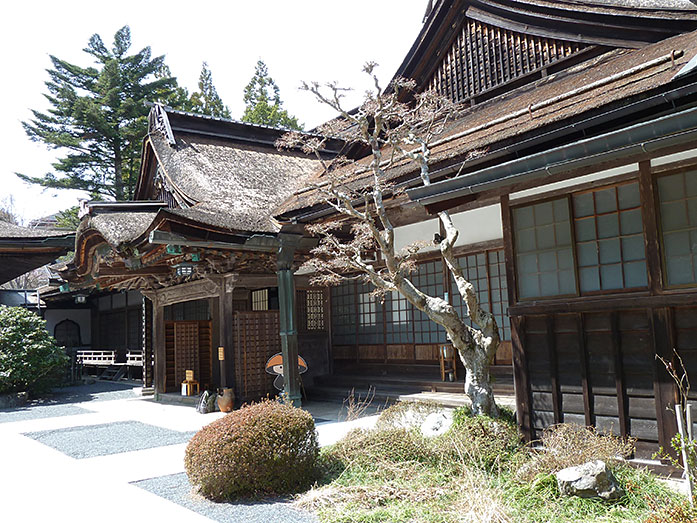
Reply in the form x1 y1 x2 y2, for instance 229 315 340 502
516 307 674 457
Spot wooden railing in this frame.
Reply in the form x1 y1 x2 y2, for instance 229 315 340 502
76 350 145 366
126 351 143 367
76 350 116 366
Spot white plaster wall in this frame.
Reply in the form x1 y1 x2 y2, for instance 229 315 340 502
393 218 440 253
650 147 697 167
510 163 638 201
451 204 503 245
44 309 92 345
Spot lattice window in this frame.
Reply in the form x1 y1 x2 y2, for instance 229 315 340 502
514 199 576 299
428 17 588 104
331 281 356 345
452 252 489 325
411 260 447 344
385 291 413 344
297 289 326 331
451 250 510 341
572 182 647 292
488 250 510 341
658 169 697 286
357 283 383 344
251 289 269 311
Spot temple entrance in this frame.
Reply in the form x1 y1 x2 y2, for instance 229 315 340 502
164 320 212 392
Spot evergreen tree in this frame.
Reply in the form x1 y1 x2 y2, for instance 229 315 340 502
188 62 231 118
18 26 179 200
242 60 303 130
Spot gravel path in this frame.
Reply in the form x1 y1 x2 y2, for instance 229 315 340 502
0 404 91 423
25 421 195 459
134 473 318 523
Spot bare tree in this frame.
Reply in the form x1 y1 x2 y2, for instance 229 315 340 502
278 64 500 416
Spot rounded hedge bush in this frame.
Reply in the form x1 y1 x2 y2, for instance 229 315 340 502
184 399 319 500
0 305 68 395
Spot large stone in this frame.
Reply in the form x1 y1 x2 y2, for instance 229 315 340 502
420 411 454 437
555 460 624 500
0 392 28 409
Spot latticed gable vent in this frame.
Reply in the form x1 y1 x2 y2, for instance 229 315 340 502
428 17 588 104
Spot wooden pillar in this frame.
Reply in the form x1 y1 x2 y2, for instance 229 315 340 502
638 160 663 294
501 195 533 440
277 234 302 406
152 296 166 394
220 276 236 391
651 307 679 453
142 296 154 388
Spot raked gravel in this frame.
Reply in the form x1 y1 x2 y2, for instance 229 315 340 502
25 420 195 459
134 473 318 523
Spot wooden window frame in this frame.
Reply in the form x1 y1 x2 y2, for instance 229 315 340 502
511 177 653 302
655 164 697 290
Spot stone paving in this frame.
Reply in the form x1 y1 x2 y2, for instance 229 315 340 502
0 381 379 522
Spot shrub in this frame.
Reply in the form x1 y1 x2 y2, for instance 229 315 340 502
517 423 636 482
184 399 319 500
444 406 524 472
0 305 68 395
328 427 438 471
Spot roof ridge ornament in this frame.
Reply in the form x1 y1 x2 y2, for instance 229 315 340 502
149 103 176 146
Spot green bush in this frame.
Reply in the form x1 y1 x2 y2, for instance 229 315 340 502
0 305 68 395
184 399 319 500
329 427 438 471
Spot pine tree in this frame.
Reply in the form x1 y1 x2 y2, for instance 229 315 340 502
188 62 231 118
18 26 179 200
242 60 303 130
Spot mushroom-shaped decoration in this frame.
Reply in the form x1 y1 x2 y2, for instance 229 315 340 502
265 353 308 391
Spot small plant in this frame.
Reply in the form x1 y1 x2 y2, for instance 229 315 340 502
0 305 69 395
517 423 635 482
341 386 377 421
184 399 318 500
656 349 696 502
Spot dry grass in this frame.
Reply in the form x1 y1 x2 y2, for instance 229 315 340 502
341 387 378 422
517 423 636 482
295 460 511 523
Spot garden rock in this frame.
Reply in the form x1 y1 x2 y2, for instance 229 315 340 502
420 411 454 437
0 391 28 409
555 460 624 500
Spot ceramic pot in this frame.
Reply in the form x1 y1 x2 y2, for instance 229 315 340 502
217 388 235 413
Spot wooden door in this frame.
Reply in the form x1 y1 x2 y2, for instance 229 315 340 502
234 311 280 402
164 320 212 392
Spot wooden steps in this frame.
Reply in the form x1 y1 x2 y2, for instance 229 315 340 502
99 365 128 381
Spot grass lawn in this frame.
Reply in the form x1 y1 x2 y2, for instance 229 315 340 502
295 403 695 523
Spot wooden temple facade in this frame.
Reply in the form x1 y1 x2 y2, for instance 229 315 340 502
62 108 344 404
274 0 697 456
60 0 697 457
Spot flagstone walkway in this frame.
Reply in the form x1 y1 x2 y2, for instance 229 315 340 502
0 382 379 522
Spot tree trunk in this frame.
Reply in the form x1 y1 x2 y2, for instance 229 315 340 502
456 339 499 417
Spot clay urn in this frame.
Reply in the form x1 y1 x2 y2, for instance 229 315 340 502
217 388 235 413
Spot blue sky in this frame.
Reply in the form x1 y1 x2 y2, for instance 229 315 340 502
0 1 426 223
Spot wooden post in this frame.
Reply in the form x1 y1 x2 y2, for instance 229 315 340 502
277 234 302 406
219 275 236 392
152 296 166 394
501 195 533 440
